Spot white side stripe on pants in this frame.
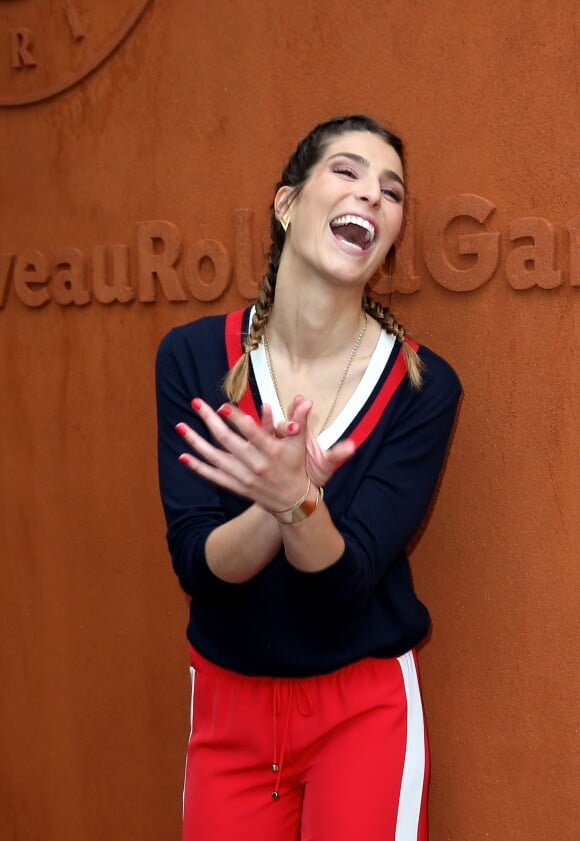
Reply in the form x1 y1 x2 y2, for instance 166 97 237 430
395 652 426 841
182 666 196 817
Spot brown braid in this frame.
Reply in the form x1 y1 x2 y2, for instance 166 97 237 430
363 295 424 389
223 275 275 402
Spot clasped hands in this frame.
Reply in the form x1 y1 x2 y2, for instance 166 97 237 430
175 395 356 512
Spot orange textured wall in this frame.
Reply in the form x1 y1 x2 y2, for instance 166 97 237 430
1 2 578 839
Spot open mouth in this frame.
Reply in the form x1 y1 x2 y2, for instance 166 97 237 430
330 214 377 252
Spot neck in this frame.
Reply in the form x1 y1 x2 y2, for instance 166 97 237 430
267 270 367 365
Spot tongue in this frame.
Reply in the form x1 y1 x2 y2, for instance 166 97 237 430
332 223 368 248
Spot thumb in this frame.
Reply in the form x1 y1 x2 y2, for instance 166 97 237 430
288 397 313 442
275 419 301 438
275 398 312 439
286 393 306 420
326 438 357 469
290 396 312 424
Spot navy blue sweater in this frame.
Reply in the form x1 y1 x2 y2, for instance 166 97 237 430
156 308 462 677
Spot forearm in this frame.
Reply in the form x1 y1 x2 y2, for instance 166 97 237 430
205 503 282 583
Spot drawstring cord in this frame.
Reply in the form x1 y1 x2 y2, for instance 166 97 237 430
271 679 313 799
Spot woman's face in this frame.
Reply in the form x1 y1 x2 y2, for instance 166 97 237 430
277 130 405 288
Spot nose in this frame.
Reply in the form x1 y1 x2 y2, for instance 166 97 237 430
357 174 382 207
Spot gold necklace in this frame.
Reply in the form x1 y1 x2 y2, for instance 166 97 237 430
263 313 368 434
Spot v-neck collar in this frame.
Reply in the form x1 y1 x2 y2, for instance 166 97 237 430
249 307 396 449
224 307 417 451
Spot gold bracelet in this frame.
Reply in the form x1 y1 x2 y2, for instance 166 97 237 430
273 485 324 525
269 475 311 515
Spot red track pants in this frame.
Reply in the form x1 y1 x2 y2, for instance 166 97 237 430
182 646 429 841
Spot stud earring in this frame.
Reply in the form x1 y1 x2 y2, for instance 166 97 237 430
280 213 290 232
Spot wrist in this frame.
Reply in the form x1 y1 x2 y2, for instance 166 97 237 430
269 475 310 515
270 479 324 526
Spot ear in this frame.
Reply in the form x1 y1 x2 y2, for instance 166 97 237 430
274 186 295 221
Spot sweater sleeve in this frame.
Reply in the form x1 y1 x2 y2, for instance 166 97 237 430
155 325 238 600
286 350 462 616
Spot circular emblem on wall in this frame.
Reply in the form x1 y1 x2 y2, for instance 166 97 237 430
0 0 152 106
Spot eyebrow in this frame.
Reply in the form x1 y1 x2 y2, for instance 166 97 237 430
327 152 406 191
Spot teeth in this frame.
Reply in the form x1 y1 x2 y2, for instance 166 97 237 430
331 214 376 242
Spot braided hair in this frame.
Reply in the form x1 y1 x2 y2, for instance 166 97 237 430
224 115 424 401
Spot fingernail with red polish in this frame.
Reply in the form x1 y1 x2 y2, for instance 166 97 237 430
288 421 299 433
175 423 187 436
191 398 202 412
178 454 190 465
217 404 232 417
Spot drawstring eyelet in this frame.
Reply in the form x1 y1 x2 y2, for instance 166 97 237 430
270 679 313 801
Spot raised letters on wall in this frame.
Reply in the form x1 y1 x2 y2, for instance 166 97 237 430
0 200 578 309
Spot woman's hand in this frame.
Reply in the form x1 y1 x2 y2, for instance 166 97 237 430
277 395 356 487
175 398 311 512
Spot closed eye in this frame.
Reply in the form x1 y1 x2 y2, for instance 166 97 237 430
332 164 357 179
381 186 403 203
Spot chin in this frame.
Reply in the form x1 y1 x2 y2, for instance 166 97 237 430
323 255 383 288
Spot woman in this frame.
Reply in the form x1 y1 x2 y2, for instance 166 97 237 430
156 115 462 841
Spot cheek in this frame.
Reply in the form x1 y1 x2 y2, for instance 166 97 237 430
386 206 404 239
